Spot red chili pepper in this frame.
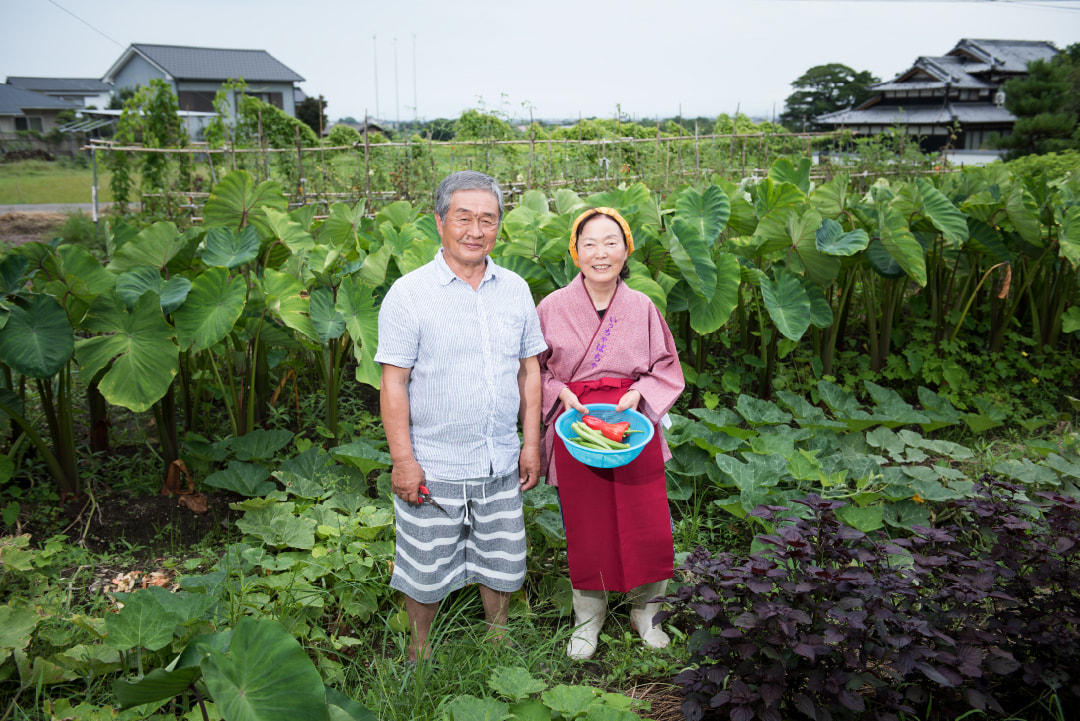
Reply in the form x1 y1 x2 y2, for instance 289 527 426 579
583 415 632 442
601 421 632 442
582 415 605 431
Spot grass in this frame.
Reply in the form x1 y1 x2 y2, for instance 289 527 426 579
0 159 118 205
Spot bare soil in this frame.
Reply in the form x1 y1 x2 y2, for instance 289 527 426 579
0 211 67 247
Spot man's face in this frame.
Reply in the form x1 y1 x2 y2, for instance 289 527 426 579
435 189 500 270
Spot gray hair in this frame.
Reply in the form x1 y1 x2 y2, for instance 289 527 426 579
434 171 504 222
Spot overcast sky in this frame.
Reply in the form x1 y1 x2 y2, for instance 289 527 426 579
3 0 1078 124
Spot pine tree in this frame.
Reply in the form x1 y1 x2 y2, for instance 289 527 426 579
779 64 879 132
993 52 1079 159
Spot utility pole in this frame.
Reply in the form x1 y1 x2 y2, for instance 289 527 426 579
373 34 380 122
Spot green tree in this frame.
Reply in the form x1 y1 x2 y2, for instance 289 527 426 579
296 95 328 136
779 63 879 131
426 117 455 141
992 46 1079 159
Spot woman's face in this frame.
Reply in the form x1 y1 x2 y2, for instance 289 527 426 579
576 215 627 286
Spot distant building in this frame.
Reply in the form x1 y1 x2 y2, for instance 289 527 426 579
5 77 113 108
102 43 306 138
816 39 1059 151
0 83 78 134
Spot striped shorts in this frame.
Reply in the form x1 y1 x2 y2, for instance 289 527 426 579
390 472 527 604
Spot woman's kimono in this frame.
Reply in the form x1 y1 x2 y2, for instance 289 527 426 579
537 274 684 592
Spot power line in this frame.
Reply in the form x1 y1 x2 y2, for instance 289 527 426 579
46 0 125 48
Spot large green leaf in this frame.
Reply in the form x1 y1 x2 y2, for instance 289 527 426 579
109 222 187 273
115 267 191 315
444 696 514 721
331 438 391 476
965 217 1012 263
1058 205 1080 269
1004 181 1041 246
760 271 812 342
815 218 869 257
309 287 346 344
768 157 812 195
201 618 328 721
0 295 74 378
799 276 834 328
325 687 377 721
624 260 667 314
264 207 315 253
674 185 730 245
359 245 392 287
877 205 926 286
753 178 805 218
667 219 717 300
865 238 906 279
810 174 850 217
201 226 261 269
0 607 38 664
336 276 380 388
261 269 317 341
751 206 804 256
791 210 840 285
114 666 202 709
104 591 181 651
687 253 741 334
228 430 295 461
235 502 316 549
376 200 421 230
173 266 247 352
915 179 968 245
204 461 276 497
318 201 368 252
203 170 288 234
500 206 561 262
75 292 179 412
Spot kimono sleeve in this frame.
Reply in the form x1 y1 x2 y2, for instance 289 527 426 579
630 302 685 422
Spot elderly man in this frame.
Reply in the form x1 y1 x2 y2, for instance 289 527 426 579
375 170 546 662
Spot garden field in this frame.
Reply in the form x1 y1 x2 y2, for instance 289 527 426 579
1 142 1079 721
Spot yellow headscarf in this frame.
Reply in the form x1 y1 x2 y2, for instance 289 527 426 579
569 207 635 267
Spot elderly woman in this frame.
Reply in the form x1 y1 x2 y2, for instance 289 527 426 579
537 207 684 660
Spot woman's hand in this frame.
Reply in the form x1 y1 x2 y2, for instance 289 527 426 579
559 387 588 414
615 389 641 412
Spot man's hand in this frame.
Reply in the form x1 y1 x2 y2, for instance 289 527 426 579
518 445 540 491
391 459 426 505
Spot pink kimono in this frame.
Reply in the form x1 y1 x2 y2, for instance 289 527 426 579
538 275 684 592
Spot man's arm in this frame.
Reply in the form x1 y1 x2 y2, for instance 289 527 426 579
381 363 425 504
517 355 541 491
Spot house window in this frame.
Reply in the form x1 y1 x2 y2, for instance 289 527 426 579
245 92 283 110
178 91 216 113
15 116 43 132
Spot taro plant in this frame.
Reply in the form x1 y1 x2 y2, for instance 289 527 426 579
113 616 375 721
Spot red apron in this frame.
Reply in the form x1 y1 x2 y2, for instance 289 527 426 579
553 377 674 592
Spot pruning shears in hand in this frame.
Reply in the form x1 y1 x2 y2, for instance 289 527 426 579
416 485 449 515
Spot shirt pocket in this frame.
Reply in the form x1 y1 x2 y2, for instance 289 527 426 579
495 314 525 357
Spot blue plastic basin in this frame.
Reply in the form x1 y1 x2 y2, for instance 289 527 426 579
554 403 655 469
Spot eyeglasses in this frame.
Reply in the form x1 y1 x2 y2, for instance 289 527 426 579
449 215 499 233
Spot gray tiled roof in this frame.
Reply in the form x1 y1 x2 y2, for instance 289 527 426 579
0 84 79 115
126 44 304 83
818 102 1015 126
6 77 112 93
950 39 1059 74
874 39 1057 93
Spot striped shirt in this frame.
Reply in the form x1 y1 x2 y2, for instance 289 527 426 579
375 249 547 480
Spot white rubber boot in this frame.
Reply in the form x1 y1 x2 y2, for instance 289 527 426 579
567 588 607 660
628 580 670 649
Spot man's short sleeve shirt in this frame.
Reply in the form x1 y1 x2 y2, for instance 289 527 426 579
375 249 547 480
